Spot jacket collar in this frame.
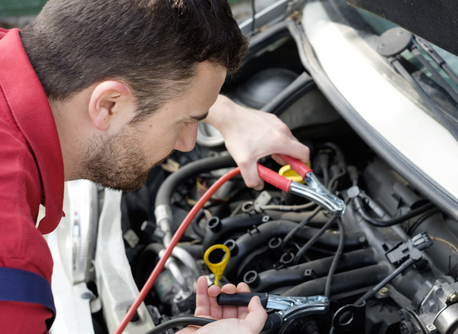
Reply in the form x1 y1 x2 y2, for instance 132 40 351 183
0 29 64 234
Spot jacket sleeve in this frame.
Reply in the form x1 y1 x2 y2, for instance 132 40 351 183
0 126 55 333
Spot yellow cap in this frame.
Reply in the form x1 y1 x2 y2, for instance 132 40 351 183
279 165 305 183
203 244 231 288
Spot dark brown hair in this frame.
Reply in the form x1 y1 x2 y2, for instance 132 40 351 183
21 0 247 121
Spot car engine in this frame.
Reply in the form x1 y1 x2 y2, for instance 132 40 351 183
110 19 458 334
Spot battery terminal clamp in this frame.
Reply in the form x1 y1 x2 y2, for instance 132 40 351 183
257 154 346 216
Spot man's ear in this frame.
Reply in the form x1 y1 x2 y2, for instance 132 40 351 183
88 81 134 131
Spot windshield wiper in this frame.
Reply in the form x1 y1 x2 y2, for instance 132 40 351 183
376 27 458 142
416 37 458 88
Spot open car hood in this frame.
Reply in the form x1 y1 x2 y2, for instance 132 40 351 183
347 0 458 56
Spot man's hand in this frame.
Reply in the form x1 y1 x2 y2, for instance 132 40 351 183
177 276 267 334
205 95 310 190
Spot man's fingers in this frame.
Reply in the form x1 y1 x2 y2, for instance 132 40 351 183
236 282 250 293
278 140 310 163
271 154 285 166
220 283 237 295
244 297 268 333
239 160 264 191
194 276 212 317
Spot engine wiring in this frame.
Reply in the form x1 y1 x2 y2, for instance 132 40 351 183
293 215 339 265
324 218 344 298
115 168 241 334
282 206 322 246
353 197 436 227
259 201 316 212
429 234 458 257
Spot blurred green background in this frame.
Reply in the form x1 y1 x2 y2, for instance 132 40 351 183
0 0 48 16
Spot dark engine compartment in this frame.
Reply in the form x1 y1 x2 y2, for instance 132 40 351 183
118 19 458 334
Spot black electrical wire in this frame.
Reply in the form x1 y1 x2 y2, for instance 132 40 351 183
354 258 416 305
407 208 441 235
353 196 435 227
282 206 322 246
293 215 339 264
324 218 344 298
294 197 351 264
144 317 215 334
328 170 346 193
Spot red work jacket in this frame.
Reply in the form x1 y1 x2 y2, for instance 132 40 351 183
0 28 65 332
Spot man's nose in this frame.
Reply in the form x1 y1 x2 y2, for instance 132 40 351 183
174 122 198 152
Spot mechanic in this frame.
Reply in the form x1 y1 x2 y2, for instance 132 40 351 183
0 0 309 332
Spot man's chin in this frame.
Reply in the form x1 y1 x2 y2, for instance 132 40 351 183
95 171 150 193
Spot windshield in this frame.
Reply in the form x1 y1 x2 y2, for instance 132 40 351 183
356 8 458 97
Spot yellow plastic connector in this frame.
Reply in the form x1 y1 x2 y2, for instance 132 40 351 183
279 164 306 183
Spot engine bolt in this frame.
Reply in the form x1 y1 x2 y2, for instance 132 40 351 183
426 324 436 333
448 292 458 304
379 287 389 295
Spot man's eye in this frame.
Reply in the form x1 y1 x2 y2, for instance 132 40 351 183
184 122 190 127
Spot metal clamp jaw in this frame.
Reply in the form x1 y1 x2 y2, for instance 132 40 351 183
257 155 346 216
291 173 346 216
274 295 330 322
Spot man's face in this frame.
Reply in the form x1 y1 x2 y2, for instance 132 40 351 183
82 62 226 192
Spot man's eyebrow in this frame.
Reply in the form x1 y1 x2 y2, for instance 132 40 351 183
189 111 209 122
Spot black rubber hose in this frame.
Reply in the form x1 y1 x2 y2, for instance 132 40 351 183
353 197 436 227
155 155 236 208
203 213 266 250
283 263 390 297
176 244 204 259
191 210 206 239
324 219 344 297
134 243 165 288
144 317 215 334
224 220 367 281
252 248 376 292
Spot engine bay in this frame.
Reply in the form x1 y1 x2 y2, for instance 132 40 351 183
110 20 458 334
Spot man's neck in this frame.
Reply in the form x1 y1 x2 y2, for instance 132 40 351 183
49 92 92 181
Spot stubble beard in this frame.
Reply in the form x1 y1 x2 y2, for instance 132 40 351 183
81 131 173 192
